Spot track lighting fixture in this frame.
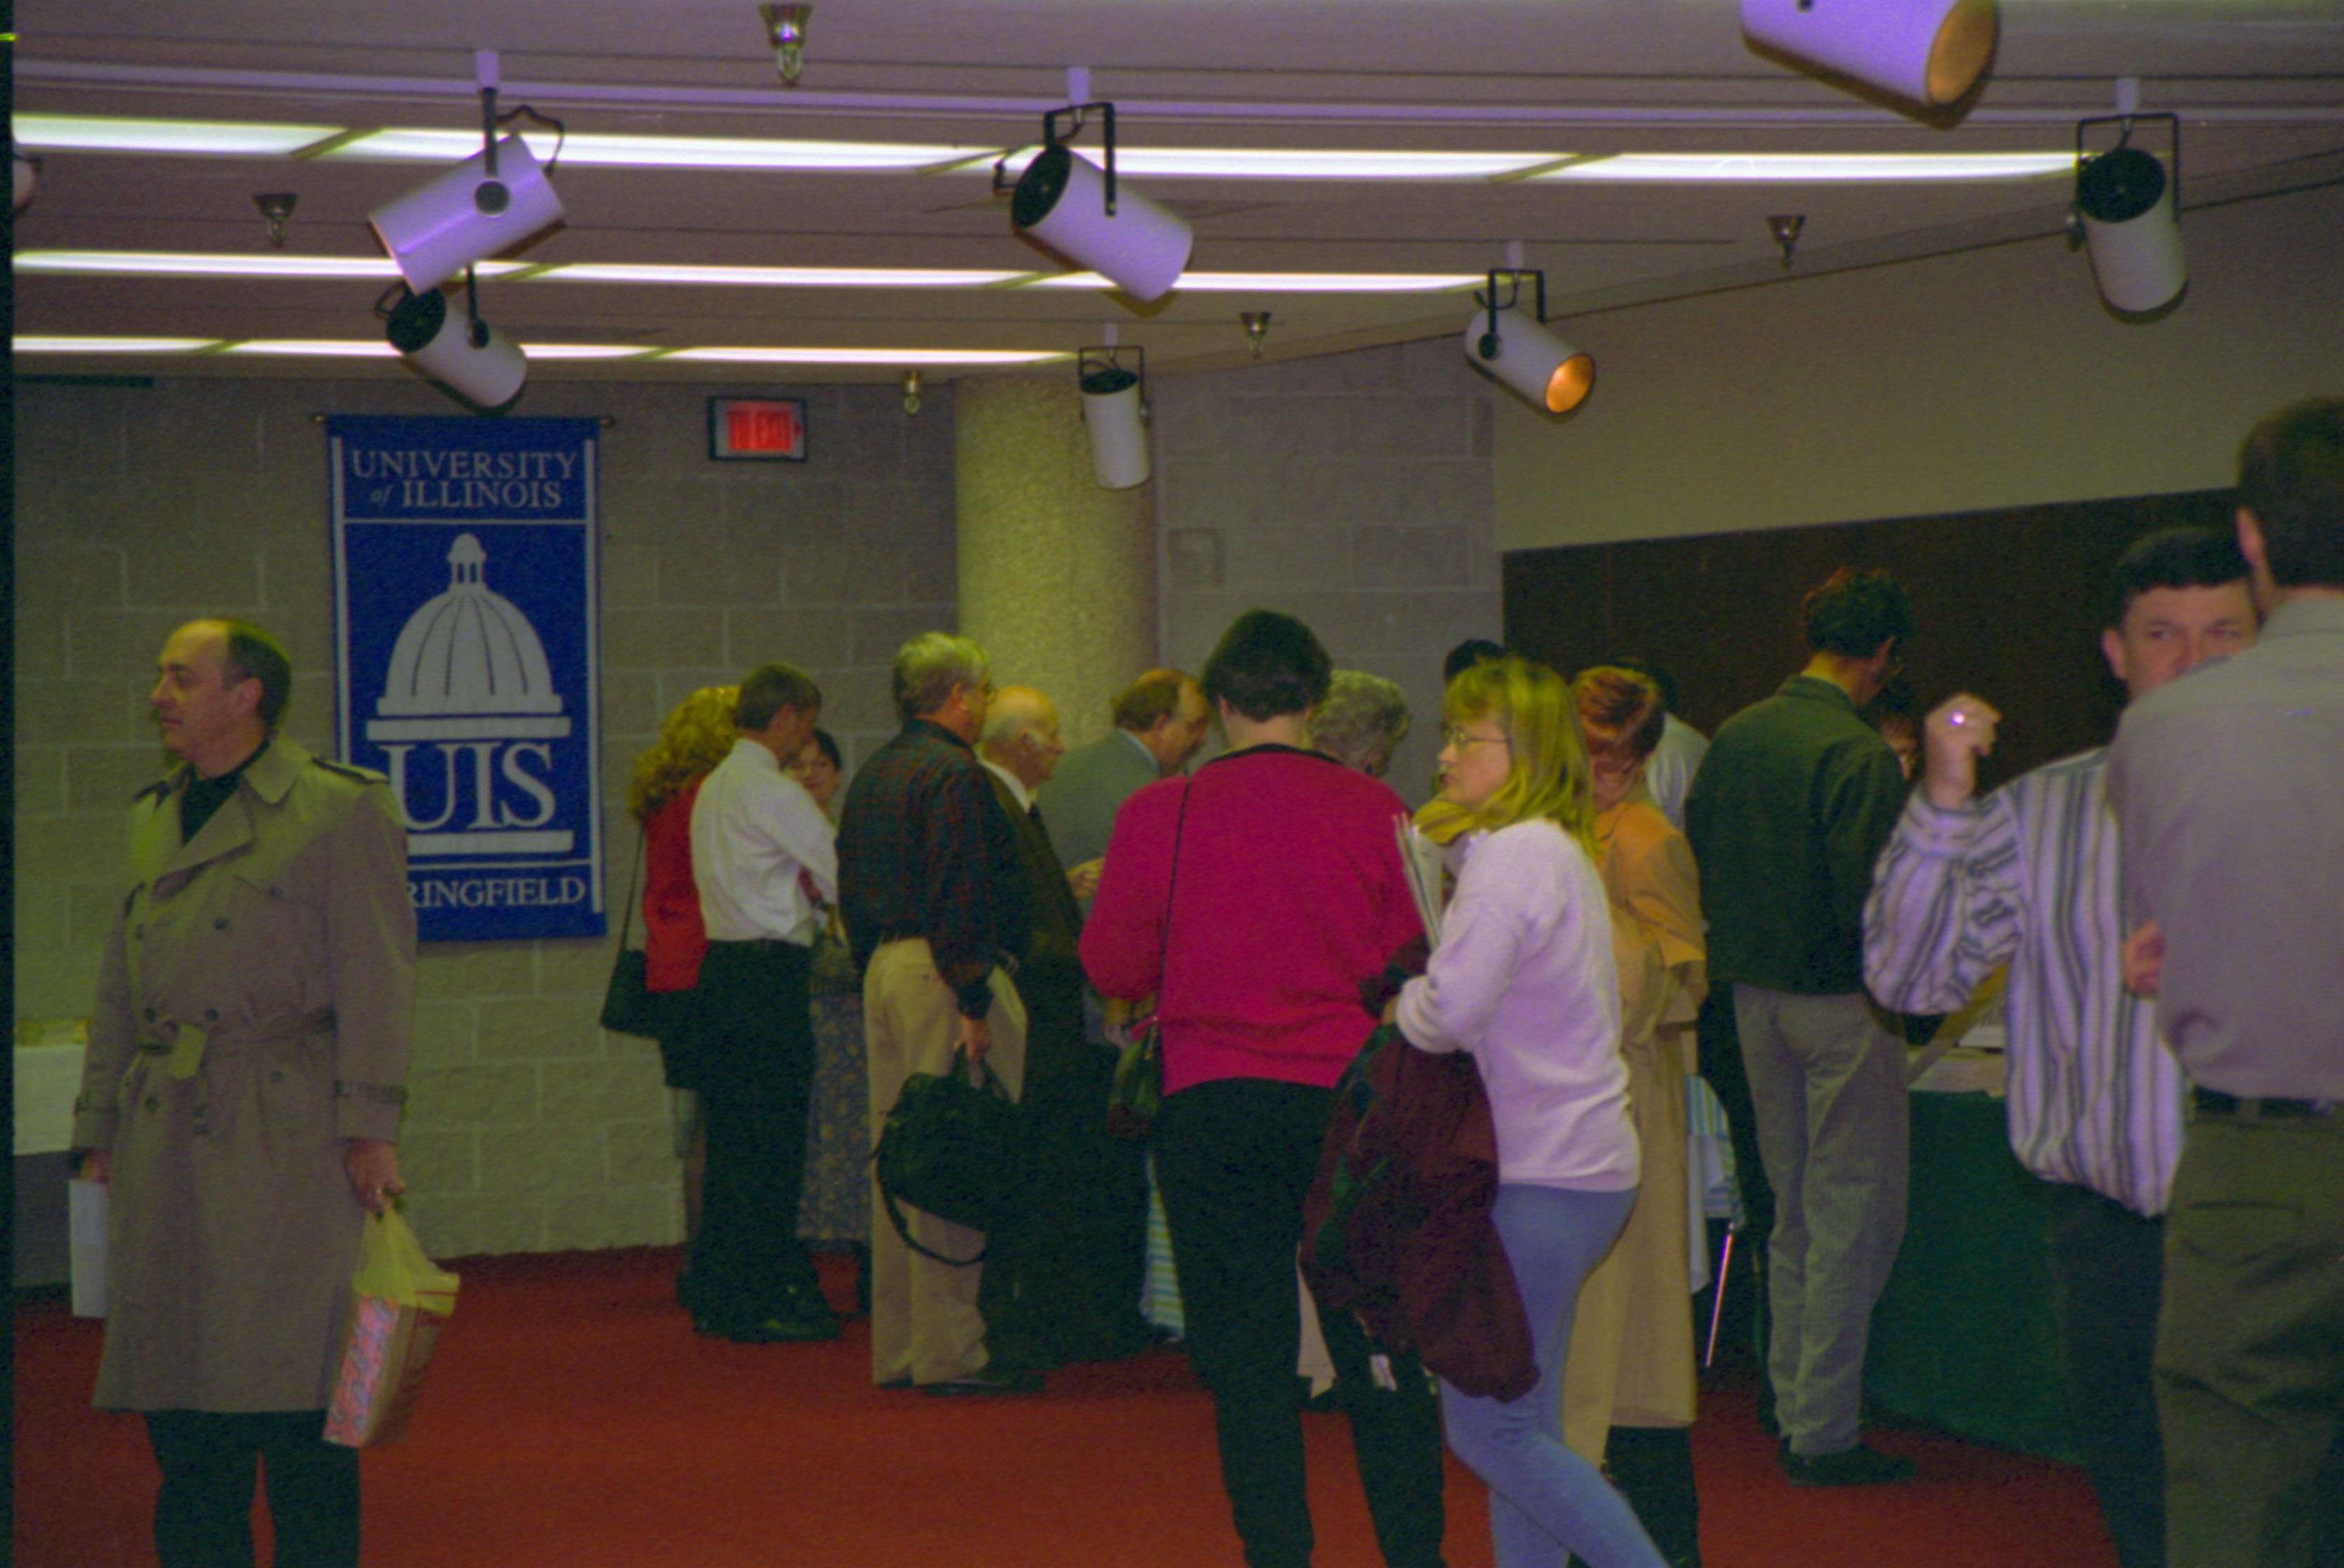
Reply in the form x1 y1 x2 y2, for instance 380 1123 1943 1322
1768 214 1805 268
1463 269 1594 416
1079 344 1150 490
367 53 566 292
1741 0 1998 111
14 144 41 214
1003 101 1192 304
1240 312 1270 358
380 270 527 412
760 6 812 86
2072 112 2186 318
901 368 923 414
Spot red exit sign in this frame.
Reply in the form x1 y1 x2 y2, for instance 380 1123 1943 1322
708 398 808 462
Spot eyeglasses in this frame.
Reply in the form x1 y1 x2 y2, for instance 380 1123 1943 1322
1440 726 1510 751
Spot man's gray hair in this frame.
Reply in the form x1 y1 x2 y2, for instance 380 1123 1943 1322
1308 669 1412 776
893 632 990 724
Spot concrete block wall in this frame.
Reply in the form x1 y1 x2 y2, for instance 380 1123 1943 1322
1152 339 1503 804
12 374 956 1258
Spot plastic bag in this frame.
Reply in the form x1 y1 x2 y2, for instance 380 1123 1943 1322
324 1208 460 1448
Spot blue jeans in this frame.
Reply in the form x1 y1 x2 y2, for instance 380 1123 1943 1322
1439 1184 1667 1568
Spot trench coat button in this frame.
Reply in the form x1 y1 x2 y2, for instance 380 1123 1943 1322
271 1069 286 1083
144 1095 160 1112
203 1007 219 1021
214 917 230 930
268 886 283 899
143 1007 157 1021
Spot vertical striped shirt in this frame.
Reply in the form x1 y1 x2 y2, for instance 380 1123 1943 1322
1862 750 2184 1217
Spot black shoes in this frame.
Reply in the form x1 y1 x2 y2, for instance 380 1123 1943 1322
694 1288 842 1345
1776 1441 1916 1487
919 1364 1045 1397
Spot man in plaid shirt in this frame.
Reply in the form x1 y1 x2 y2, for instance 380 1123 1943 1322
838 632 1035 1396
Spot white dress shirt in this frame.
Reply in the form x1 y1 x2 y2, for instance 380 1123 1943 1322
691 738 838 945
980 759 1034 815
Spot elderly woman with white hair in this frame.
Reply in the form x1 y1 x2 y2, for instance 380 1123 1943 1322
1308 668 1412 780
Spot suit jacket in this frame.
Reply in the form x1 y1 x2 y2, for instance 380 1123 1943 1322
74 738 415 1411
985 772 1083 981
1035 730 1159 875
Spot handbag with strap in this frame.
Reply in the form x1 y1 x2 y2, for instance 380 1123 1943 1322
600 831 673 1039
872 1047 1020 1266
1105 775 1195 1142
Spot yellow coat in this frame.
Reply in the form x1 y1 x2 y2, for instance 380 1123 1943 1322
73 738 415 1411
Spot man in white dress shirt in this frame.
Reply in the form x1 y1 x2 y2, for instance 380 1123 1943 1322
1864 527 2255 1568
688 662 841 1342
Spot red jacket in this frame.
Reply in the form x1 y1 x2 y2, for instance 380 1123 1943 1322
1301 1024 1536 1402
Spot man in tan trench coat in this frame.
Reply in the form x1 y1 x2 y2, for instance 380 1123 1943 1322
73 618 413 1568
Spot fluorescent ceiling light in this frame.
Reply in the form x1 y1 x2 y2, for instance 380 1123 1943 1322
1535 152 2074 182
518 344 663 360
998 146 1558 181
13 250 528 280
14 335 222 353
1028 270 1482 293
320 129 975 171
223 340 405 358
11 114 341 156
662 347 1069 366
537 263 1031 287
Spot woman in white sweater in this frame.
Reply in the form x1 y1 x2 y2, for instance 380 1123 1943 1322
1393 657 1667 1568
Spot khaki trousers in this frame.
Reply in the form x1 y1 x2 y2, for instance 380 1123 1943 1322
863 939 1027 1387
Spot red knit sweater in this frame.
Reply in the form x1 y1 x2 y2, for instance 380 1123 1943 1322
1080 745 1423 1096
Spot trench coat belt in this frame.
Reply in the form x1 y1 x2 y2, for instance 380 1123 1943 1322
135 1008 337 1082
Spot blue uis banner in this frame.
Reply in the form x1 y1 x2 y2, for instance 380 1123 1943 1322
330 416 605 941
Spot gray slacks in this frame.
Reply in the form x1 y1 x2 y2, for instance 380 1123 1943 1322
1733 984 1909 1458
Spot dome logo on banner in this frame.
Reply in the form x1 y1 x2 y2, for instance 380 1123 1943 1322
331 415 607 941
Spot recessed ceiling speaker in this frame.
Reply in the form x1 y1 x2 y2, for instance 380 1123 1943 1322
1741 0 1999 110
2074 115 2186 317
1007 103 1192 304
387 289 528 410
369 133 564 292
1464 270 1594 416
1079 346 1150 489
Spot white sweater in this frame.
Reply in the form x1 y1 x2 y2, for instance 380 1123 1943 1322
1395 818 1639 1191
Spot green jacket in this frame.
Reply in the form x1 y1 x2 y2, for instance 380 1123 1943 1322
1683 676 1907 995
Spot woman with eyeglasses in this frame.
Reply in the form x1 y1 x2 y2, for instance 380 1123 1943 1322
1392 656 1668 1568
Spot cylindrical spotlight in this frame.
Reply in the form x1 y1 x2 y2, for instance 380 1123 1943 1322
2076 145 2186 316
13 148 39 214
1742 0 1998 109
369 134 564 293
1013 145 1193 303
1464 309 1594 415
1080 360 1150 489
387 289 527 410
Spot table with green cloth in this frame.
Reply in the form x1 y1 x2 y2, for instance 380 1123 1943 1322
1862 1087 2078 1462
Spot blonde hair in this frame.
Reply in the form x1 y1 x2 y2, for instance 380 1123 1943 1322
1414 656 1597 854
627 685 739 823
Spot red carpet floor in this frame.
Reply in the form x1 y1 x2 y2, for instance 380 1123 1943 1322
14 1247 2116 1567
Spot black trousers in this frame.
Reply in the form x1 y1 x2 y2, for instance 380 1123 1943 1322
1155 1078 1448 1568
1693 984 1775 1423
2044 1182 2166 1568
690 940 821 1325
985 967 1152 1366
145 1409 357 1568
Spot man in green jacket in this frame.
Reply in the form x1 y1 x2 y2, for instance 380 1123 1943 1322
1684 568 1914 1489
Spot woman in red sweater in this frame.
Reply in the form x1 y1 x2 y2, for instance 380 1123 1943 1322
1083 610 1445 1568
625 684 738 1313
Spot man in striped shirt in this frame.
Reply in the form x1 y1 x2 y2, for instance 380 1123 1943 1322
1863 526 2255 1568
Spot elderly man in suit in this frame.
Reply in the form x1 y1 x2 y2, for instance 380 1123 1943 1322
74 618 412 1568
979 686 1158 1364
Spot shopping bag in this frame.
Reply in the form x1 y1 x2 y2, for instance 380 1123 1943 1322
324 1208 460 1448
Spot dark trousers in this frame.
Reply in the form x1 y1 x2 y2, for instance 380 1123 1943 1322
690 940 821 1325
1693 985 1776 1425
145 1409 357 1568
1156 1078 1448 1568
2043 1182 2166 1568
987 968 1152 1366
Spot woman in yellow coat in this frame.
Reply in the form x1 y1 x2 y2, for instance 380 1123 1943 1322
1563 667 1707 1567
